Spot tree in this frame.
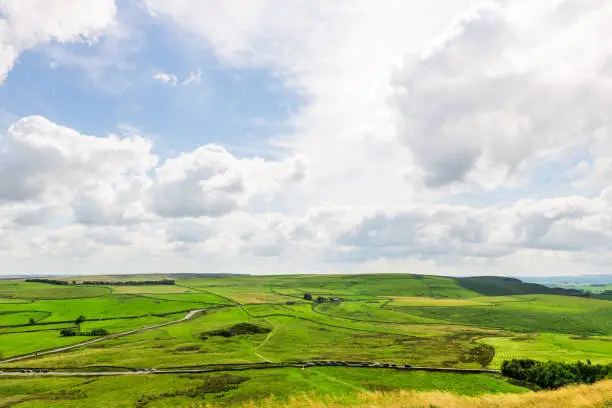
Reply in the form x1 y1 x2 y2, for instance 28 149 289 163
28 318 36 325
303 293 313 301
75 315 86 334
316 296 327 304
60 328 77 337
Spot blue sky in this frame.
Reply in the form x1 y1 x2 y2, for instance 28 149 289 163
0 2 301 159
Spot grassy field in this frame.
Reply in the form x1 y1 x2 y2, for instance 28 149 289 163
233 380 612 408
479 333 612 368
0 368 527 407
0 273 610 406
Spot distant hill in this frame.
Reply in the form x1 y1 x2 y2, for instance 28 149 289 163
455 276 583 297
525 275 612 285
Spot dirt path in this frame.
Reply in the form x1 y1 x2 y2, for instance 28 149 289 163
0 309 205 365
253 318 278 363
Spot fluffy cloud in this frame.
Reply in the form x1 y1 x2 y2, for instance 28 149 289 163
150 145 306 218
0 116 155 205
0 116 306 227
334 194 612 262
391 0 612 188
0 0 117 82
142 0 476 211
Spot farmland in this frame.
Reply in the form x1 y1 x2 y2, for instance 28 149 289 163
0 274 611 407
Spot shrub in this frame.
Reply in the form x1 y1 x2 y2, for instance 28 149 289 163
201 323 271 339
60 328 77 337
501 359 611 389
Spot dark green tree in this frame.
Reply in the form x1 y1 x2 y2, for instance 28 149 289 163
60 328 77 337
303 293 313 301
75 315 86 334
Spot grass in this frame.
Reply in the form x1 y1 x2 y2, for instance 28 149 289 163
0 273 611 407
0 311 50 325
455 277 560 297
394 295 612 335
0 331 89 359
0 282 110 299
0 369 528 407
479 333 612 368
388 297 490 307
4 307 500 370
0 315 181 359
0 295 214 324
108 286 199 294
229 379 612 408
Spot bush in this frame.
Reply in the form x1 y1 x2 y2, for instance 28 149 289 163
88 328 109 336
25 278 68 285
60 328 77 337
460 344 495 367
201 323 271 339
135 374 248 407
60 328 108 337
501 359 611 389
303 293 313 301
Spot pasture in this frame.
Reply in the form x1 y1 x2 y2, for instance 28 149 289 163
0 369 527 408
0 273 610 406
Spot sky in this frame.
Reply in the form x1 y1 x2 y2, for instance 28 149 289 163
0 0 612 277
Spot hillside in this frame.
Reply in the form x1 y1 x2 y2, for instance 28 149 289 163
0 273 610 407
455 276 579 297
227 380 612 408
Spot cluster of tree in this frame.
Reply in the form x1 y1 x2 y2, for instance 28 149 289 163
303 293 340 303
60 328 109 337
501 359 611 389
82 279 175 286
25 278 68 285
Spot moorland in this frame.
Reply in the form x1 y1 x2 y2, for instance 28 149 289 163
0 273 611 407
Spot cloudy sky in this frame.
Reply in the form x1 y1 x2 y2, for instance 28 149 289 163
0 0 611 277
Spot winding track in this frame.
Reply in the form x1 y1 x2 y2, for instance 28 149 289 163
0 309 205 365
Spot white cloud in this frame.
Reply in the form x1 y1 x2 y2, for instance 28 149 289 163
391 0 612 189
3 1 612 276
149 145 306 218
152 72 178 86
0 0 117 82
0 116 156 205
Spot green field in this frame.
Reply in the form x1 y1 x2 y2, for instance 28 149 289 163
0 368 527 408
0 274 609 407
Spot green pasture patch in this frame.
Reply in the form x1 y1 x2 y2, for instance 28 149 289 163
0 297 32 304
202 285 294 304
0 311 49 326
107 286 198 294
0 331 89 359
2 308 265 369
388 297 490 307
395 296 612 336
0 283 110 299
0 295 208 323
479 333 612 368
135 293 234 305
423 276 480 298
